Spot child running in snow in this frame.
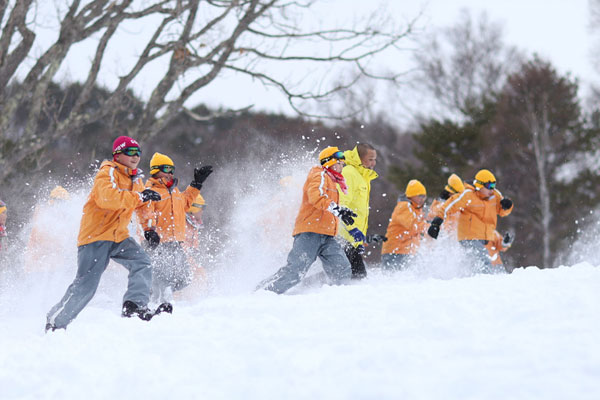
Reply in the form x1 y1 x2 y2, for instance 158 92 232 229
381 180 428 271
427 169 514 274
45 136 163 332
140 152 212 303
258 146 356 294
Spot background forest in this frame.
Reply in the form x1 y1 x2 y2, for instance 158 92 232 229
2 1 600 269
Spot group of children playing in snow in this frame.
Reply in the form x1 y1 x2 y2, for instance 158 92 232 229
260 144 514 295
38 135 512 332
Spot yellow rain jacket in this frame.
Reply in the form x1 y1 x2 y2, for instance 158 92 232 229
140 177 199 243
77 160 146 246
338 147 378 246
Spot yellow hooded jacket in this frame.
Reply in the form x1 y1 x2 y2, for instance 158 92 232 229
338 147 378 246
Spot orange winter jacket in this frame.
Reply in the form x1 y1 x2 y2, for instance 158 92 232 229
381 200 428 255
442 188 513 241
77 160 146 246
140 177 199 242
486 230 508 266
292 166 341 237
428 195 460 234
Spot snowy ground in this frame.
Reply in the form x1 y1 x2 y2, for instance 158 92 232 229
1 264 598 400
1 173 599 399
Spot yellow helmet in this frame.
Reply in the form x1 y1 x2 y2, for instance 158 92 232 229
150 152 175 175
474 169 496 189
188 193 206 213
318 146 345 168
405 179 426 197
0 201 6 215
50 185 70 200
445 174 465 194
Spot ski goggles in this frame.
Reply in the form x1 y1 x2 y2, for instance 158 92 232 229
477 180 496 190
320 151 345 165
156 165 175 174
114 147 141 157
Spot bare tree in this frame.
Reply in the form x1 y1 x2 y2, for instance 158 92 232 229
0 0 417 181
413 9 521 117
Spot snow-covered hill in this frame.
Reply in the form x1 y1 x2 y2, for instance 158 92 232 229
1 264 598 399
0 177 599 399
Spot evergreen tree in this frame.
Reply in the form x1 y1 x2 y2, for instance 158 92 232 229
486 57 596 267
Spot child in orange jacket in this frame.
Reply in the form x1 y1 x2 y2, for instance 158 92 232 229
140 152 212 303
46 136 163 332
381 180 428 270
427 173 465 235
428 169 513 274
258 147 356 294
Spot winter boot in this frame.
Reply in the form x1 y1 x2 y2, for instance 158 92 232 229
121 300 154 321
154 302 173 315
45 323 57 333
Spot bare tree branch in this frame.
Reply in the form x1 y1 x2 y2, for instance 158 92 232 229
0 0 419 182
184 104 254 121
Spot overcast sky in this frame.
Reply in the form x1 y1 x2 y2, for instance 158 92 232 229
420 0 594 81
194 0 596 117
37 1 596 120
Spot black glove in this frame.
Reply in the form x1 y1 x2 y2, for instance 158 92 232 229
190 166 213 190
427 216 444 239
503 232 514 247
332 205 357 226
500 198 513 210
144 230 160 249
140 189 161 202
365 234 388 244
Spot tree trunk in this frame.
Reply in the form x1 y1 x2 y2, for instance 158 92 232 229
529 100 552 267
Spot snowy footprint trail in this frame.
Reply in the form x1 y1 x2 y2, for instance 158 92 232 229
1 264 599 400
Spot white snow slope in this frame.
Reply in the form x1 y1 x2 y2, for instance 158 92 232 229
1 174 599 400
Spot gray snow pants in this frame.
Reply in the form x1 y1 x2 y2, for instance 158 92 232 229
459 240 494 274
381 253 413 271
263 232 352 294
46 238 152 329
149 241 191 303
